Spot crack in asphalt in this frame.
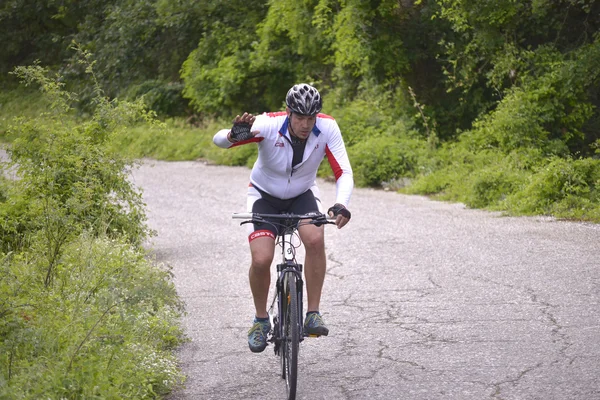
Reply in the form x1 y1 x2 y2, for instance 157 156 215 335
465 273 574 398
325 251 345 279
428 275 443 289
490 362 544 399
523 286 575 367
338 385 352 400
330 364 392 399
377 339 427 373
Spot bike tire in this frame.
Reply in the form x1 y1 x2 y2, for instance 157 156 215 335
283 272 299 400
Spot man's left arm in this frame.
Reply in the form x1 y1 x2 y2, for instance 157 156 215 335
324 121 354 227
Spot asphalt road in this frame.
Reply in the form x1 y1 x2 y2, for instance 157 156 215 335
131 159 600 400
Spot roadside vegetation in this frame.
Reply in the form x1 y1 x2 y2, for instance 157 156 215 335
1 0 599 396
0 54 185 399
3 0 598 222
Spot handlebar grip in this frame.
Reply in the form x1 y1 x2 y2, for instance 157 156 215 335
232 213 254 219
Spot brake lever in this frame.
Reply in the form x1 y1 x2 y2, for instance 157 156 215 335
310 217 336 227
240 215 265 226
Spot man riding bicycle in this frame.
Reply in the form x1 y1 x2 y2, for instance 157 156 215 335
213 83 354 353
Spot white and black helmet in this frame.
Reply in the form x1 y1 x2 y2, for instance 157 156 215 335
285 83 322 116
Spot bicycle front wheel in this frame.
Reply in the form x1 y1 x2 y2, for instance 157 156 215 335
282 272 299 400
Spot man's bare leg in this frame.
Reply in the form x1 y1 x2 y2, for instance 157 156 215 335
298 224 326 312
248 237 275 318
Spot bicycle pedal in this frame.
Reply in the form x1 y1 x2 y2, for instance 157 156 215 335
306 334 321 338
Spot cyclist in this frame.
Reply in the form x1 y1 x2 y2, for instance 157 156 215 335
213 83 353 353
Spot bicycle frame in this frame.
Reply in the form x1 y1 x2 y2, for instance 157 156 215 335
275 221 305 346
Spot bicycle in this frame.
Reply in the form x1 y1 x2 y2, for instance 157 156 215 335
232 211 335 400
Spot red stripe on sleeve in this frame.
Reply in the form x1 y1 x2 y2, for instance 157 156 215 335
230 137 264 148
326 145 343 181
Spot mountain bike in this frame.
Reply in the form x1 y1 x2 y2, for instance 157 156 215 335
232 212 335 400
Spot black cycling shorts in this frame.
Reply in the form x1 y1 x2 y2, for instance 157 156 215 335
247 184 321 240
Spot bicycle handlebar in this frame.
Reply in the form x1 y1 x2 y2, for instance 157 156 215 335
232 212 336 223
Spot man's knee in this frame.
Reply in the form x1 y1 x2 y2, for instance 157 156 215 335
301 230 325 251
251 253 273 270
250 238 275 269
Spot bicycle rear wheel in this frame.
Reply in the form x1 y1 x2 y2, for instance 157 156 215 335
281 272 299 400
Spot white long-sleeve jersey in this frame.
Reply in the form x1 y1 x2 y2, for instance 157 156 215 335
213 111 353 206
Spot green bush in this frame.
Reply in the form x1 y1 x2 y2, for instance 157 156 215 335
348 133 430 187
408 146 600 221
402 142 473 197
465 163 527 209
128 80 189 117
460 40 600 157
504 157 600 220
0 172 9 202
3 61 156 255
112 120 208 161
1 55 186 398
0 234 185 399
0 177 37 253
325 96 395 147
406 146 536 207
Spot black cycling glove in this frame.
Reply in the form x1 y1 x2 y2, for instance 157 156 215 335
230 122 254 142
328 203 351 220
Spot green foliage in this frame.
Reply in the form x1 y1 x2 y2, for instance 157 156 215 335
3 58 156 256
0 87 52 141
0 56 185 397
331 0 410 93
253 0 334 82
406 142 600 221
503 157 600 220
0 0 203 114
179 0 415 119
0 0 90 76
348 133 430 187
323 90 412 147
456 37 600 157
107 116 259 166
64 0 202 105
317 90 425 186
2 0 600 226
180 0 270 116
406 145 535 202
404 142 474 198
0 234 185 399
428 0 600 141
400 2 600 221
127 80 188 117
326 98 390 146
461 153 530 209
